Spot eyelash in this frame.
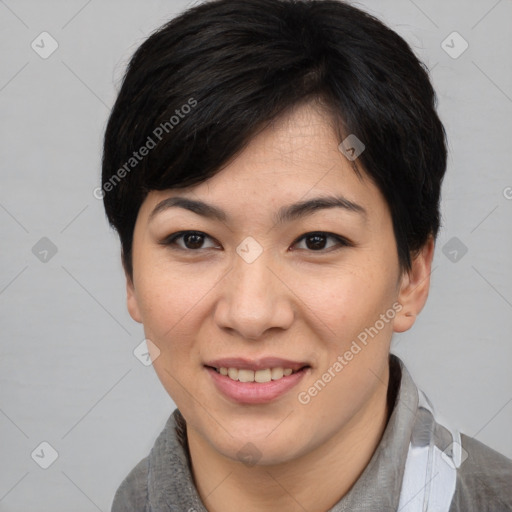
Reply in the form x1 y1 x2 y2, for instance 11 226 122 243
160 230 352 254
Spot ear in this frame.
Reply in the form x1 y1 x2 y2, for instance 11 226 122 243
125 264 143 324
393 236 435 333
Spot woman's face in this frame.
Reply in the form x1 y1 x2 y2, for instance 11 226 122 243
127 103 417 466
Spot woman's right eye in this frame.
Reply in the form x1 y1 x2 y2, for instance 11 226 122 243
161 231 220 251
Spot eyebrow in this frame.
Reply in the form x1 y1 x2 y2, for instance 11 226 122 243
149 194 367 225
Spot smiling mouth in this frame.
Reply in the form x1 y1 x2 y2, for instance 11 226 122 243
205 365 310 383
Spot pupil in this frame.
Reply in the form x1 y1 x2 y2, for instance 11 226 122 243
307 234 326 250
185 233 203 249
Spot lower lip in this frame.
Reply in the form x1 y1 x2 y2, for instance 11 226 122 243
205 366 310 405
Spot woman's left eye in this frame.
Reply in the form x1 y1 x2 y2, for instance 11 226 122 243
292 232 351 252
161 230 351 253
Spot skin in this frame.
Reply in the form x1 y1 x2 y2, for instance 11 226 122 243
126 101 434 512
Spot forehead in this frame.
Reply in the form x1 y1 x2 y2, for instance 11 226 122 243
138 103 389 225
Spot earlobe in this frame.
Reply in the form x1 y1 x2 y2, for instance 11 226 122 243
393 237 435 333
126 274 143 324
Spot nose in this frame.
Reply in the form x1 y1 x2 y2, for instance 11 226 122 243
214 247 294 340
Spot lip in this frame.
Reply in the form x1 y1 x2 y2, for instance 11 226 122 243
206 365 310 404
204 357 310 372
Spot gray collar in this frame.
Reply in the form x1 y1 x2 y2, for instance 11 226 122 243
146 354 419 511
328 354 419 511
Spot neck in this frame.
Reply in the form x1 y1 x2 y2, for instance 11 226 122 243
186 364 393 512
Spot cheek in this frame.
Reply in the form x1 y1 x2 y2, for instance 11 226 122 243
137 268 206 401
133 262 227 396
292 262 396 340
293 269 395 431
135 261 219 337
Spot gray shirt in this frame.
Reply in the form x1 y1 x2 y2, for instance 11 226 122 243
111 354 512 511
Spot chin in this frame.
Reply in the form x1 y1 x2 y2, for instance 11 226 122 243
210 426 308 467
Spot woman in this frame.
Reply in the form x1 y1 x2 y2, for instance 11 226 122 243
101 0 512 510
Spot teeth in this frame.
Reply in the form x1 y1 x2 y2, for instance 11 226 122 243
216 366 301 382
255 369 271 383
238 369 254 382
271 367 283 380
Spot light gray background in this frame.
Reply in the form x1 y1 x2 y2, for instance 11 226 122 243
1 0 511 510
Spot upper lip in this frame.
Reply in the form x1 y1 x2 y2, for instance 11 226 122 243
204 357 310 372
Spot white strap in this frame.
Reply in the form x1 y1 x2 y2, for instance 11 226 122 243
397 390 459 512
